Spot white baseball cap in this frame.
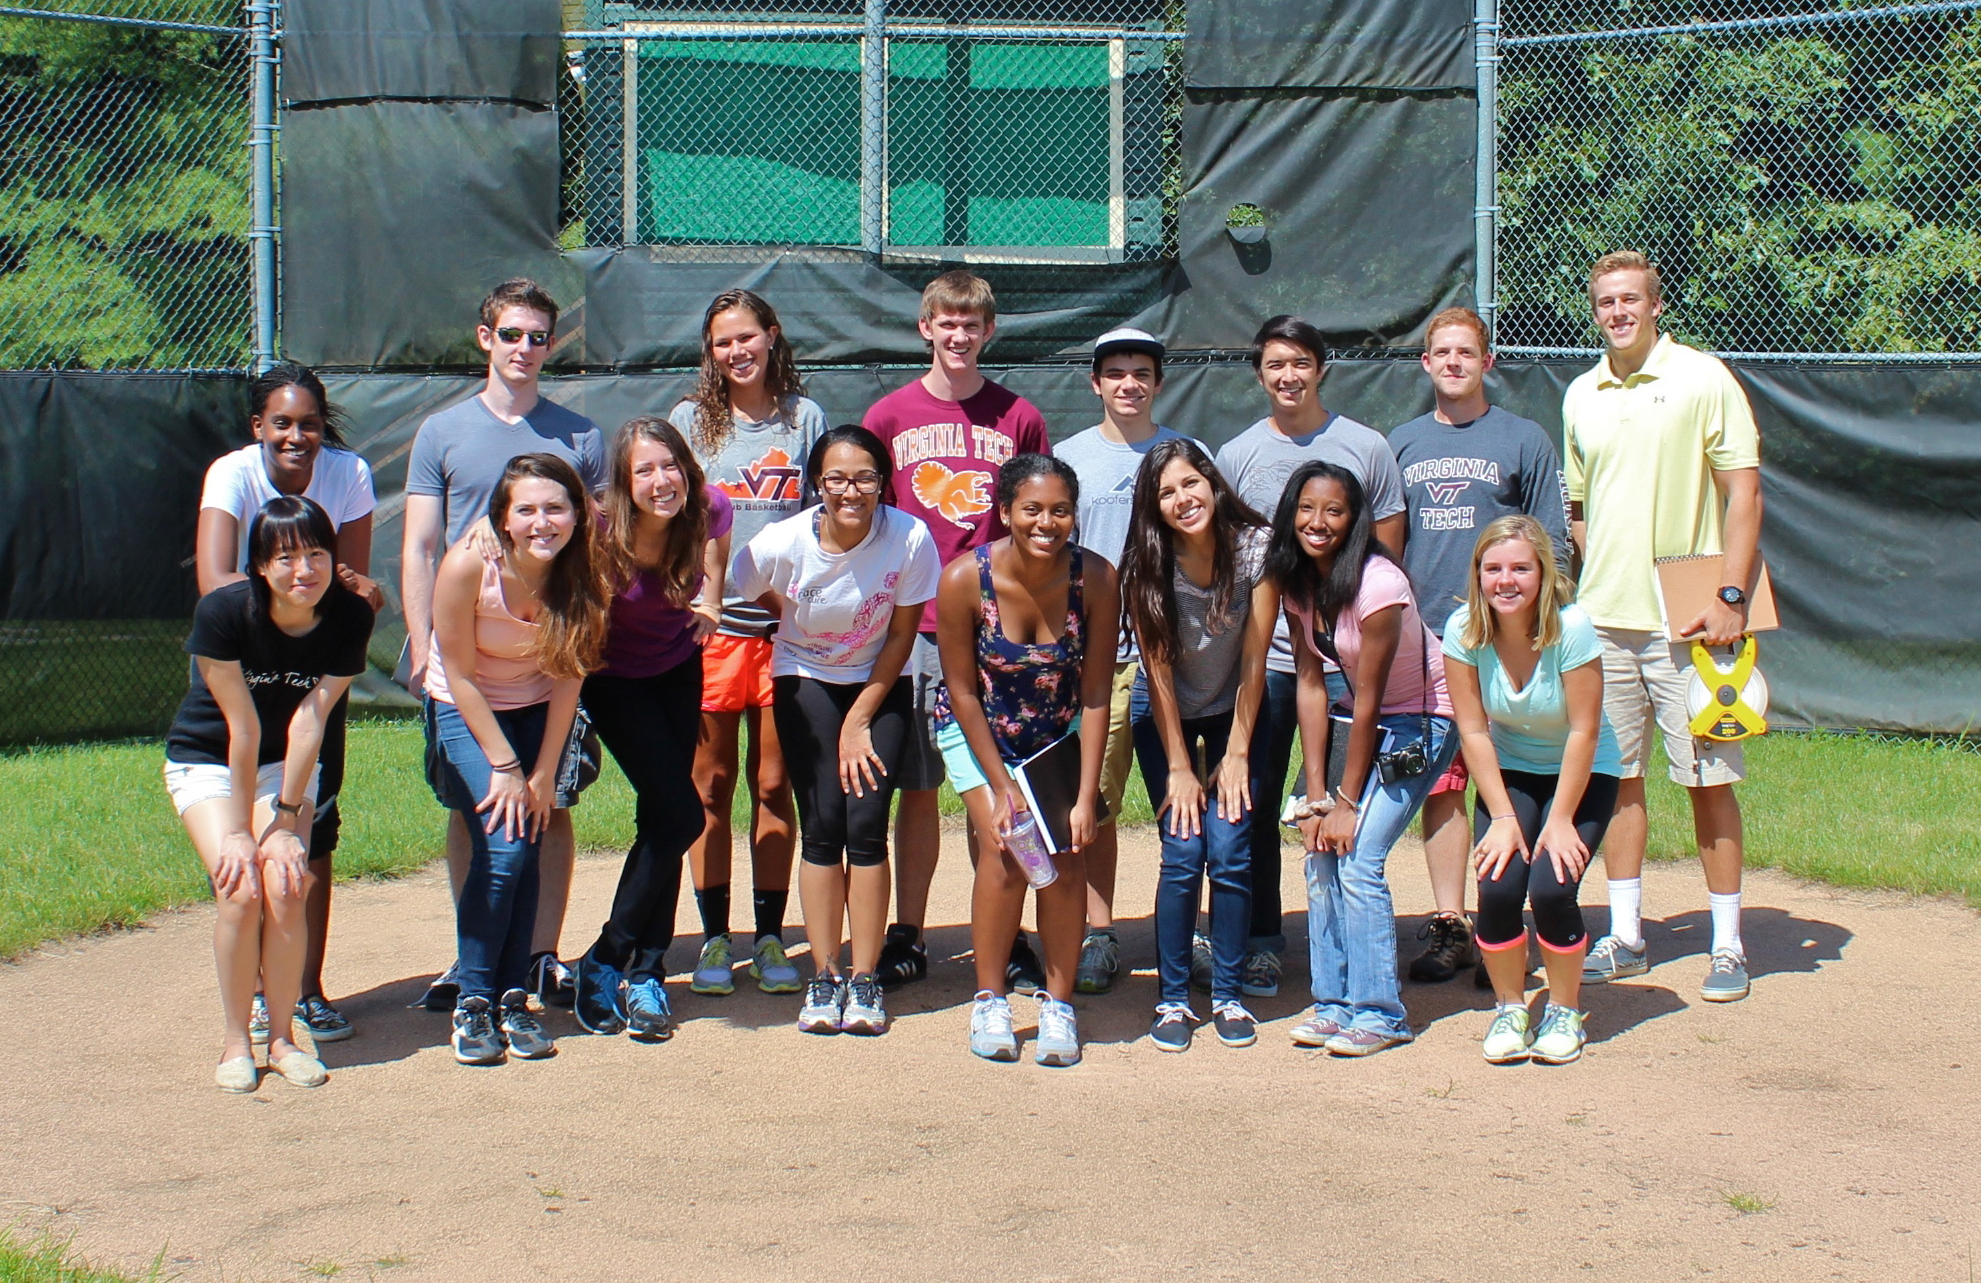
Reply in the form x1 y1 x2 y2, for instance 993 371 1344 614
1091 326 1166 366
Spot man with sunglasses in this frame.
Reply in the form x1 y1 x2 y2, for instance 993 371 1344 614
401 277 606 1010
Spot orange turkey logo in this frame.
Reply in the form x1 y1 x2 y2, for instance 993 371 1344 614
911 461 993 526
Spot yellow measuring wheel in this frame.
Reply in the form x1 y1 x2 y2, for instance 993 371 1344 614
1685 635 1770 742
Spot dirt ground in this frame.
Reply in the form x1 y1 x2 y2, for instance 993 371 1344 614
2 826 1977 1283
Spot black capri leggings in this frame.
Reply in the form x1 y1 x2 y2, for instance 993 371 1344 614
582 659 707 983
1474 769 1622 952
772 674 910 869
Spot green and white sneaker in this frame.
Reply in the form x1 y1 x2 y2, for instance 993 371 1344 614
1530 1004 1586 1064
1581 934 1649 983
751 936 802 993
1700 950 1750 1003
1481 1006 1533 1064
690 933 735 995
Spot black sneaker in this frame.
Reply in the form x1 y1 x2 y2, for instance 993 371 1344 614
1211 1000 1258 1048
529 952 575 1009
876 923 929 990
1007 933 1045 996
415 961 462 1012
1075 929 1120 994
1407 913 1479 983
295 994 354 1043
1149 1002 1194 1052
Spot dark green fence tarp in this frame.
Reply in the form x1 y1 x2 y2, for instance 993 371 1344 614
1186 0 1474 91
284 0 561 106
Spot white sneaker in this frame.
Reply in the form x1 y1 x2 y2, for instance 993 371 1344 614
839 972 888 1035
1481 1006 1532 1063
797 974 845 1034
1034 995 1081 1067
969 991 1019 1062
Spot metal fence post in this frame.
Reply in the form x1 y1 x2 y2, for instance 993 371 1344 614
248 0 278 371
1473 0 1500 339
860 0 886 255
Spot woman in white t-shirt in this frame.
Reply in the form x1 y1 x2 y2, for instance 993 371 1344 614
192 362 379 1047
1266 460 1459 1058
732 426 939 1038
1443 515 1623 1066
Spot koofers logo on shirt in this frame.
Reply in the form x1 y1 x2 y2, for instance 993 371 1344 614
716 447 803 505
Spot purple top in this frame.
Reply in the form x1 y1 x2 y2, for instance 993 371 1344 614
599 489 734 679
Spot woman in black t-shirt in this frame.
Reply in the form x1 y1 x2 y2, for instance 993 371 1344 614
164 496 374 1093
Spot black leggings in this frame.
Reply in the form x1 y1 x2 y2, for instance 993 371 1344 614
582 660 707 982
772 675 909 869
1474 769 1621 952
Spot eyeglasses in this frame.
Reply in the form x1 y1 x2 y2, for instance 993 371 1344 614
819 473 883 496
493 326 552 348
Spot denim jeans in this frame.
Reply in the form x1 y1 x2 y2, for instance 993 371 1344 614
1249 666 1351 952
430 698 550 1004
1304 712 1459 1036
1131 677 1267 1004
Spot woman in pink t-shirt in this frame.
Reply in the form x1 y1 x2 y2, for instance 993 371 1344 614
1265 460 1459 1057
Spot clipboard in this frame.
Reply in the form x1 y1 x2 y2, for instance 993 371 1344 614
1010 730 1108 855
1655 554 1778 643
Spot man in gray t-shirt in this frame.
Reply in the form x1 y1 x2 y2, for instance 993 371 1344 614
1210 316 1408 984
406 395 605 548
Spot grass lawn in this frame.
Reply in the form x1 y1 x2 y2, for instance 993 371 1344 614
0 1228 159 1282
0 720 1973 961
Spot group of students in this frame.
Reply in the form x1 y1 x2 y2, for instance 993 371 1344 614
167 251 1765 1089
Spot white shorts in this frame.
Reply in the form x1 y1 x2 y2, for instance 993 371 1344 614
1596 627 1746 788
163 759 321 817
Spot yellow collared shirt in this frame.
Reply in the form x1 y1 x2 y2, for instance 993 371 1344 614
1563 334 1761 631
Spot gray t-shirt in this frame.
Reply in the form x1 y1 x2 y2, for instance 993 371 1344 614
669 396 827 636
1171 526 1271 720
1388 404 1572 634
1213 413 1406 673
405 393 606 545
1053 422 1194 662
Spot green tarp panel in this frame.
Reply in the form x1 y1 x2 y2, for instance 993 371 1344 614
284 0 561 106
1187 0 1474 91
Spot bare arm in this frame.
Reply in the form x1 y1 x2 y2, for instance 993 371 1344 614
1292 618 1334 853
197 657 263 897
935 556 1017 824
1070 557 1120 849
195 510 246 595
332 512 384 611
1446 656 1526 879
1374 512 1408 554
261 674 354 895
400 493 445 684
1213 576 1278 822
1533 658 1604 881
1137 641 1203 841
1568 500 1587 580
1681 467 1763 645
1316 603 1403 853
839 602 923 797
693 530 729 642
431 542 532 840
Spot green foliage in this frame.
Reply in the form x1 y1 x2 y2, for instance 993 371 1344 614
1500 11 1981 352
0 1227 161 1282
0 7 248 370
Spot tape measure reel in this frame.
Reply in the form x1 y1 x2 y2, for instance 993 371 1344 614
1685 635 1769 742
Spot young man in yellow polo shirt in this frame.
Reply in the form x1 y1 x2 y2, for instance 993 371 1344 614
1563 251 1765 1003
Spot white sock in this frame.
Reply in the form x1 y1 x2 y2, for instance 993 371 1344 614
1709 891 1744 958
1606 879 1643 950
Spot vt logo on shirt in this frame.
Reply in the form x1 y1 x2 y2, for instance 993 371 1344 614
911 461 993 526
716 447 803 503
1425 480 1469 504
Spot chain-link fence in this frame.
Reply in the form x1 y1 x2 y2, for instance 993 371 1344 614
557 1 1182 262
0 0 255 370
1496 0 1981 355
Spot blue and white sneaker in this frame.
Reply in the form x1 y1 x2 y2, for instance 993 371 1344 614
969 991 1019 1062
798 974 846 1034
451 997 505 1066
625 978 674 1041
574 953 627 1035
498 989 556 1059
1034 995 1081 1067
839 972 888 1035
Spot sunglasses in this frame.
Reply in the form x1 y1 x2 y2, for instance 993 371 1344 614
492 326 552 348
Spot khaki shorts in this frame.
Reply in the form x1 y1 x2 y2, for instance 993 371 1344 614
1597 626 1745 788
1099 660 1138 822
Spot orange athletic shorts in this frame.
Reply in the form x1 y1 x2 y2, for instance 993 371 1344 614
701 633 775 713
1429 748 1470 796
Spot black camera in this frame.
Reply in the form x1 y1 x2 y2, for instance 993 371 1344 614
1375 740 1428 786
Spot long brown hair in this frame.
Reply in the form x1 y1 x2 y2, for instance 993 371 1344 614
686 289 806 454
600 416 710 607
1118 439 1268 665
487 453 609 679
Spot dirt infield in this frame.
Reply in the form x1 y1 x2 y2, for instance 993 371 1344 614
3 827 1976 1282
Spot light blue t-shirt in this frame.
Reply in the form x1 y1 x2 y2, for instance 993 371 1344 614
1441 603 1623 777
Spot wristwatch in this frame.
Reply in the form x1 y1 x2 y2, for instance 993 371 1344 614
1716 585 1747 607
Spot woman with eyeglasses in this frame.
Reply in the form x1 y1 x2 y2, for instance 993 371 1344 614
732 426 939 1037
194 362 380 1049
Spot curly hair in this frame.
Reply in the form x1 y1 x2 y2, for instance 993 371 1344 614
685 289 806 455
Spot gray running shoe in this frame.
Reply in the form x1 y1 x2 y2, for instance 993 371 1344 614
1034 995 1081 1067
691 934 736 996
839 972 888 1035
1149 1002 1194 1053
498 989 556 1059
751 936 803 994
1074 930 1119 994
624 978 674 1041
1581 934 1649 983
1188 933 1213 993
451 996 506 1065
1700 950 1750 1003
969 991 1019 1062
1240 949 1281 998
798 974 845 1033
249 992 271 1045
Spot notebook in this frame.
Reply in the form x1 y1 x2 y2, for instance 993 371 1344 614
1654 554 1778 643
1011 730 1109 855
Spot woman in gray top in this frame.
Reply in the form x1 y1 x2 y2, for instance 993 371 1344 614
1119 439 1277 1052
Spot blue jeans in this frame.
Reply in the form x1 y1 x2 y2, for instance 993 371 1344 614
1131 678 1267 1004
1305 713 1458 1036
430 698 550 1004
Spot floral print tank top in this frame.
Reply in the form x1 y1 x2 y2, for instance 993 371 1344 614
933 545 1086 763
